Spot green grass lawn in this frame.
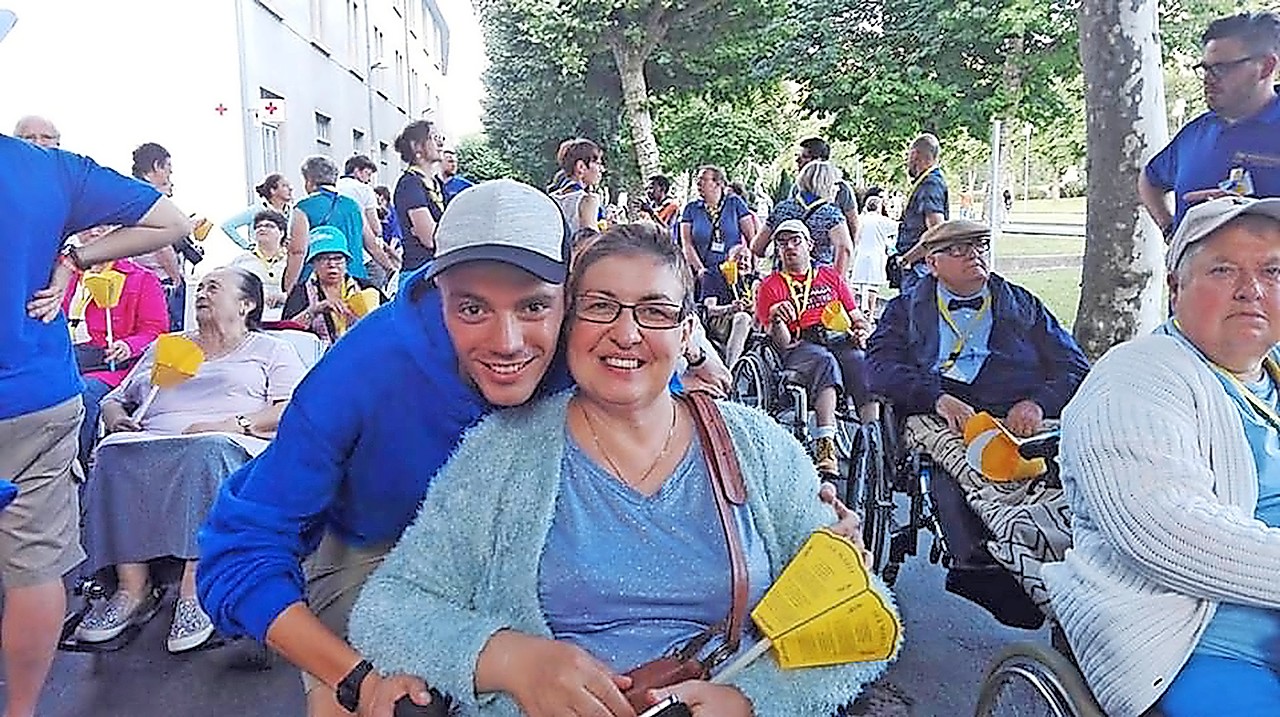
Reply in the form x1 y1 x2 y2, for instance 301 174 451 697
1015 197 1086 214
1005 267 1083 330
997 233 1084 257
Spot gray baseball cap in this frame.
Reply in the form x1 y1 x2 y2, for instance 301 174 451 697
1167 196 1280 273
423 179 570 284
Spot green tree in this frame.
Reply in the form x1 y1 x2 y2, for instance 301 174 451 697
455 135 515 183
772 0 1080 155
653 82 795 179
475 0 789 186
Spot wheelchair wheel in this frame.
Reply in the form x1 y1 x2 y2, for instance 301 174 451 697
846 421 893 576
974 642 1104 717
729 354 771 413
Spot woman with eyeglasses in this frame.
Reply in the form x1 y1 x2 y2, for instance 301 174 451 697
230 209 290 321
680 165 756 300
283 226 386 347
550 138 607 235
349 223 896 717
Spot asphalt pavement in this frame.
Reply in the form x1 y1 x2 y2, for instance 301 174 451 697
0 552 1048 717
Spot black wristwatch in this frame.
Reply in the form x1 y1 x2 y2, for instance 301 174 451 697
336 659 375 713
687 347 708 368
59 243 85 272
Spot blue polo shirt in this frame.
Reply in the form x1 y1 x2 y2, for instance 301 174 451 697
680 194 752 268
1146 91 1280 229
2 136 161 420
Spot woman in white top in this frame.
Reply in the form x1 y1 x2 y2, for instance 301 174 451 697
230 209 289 321
549 138 605 234
221 173 293 250
850 196 898 312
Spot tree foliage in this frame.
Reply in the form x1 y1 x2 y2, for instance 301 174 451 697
770 0 1080 156
653 82 794 180
455 134 515 183
474 0 791 189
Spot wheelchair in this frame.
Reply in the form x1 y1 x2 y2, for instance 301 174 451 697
727 331 858 479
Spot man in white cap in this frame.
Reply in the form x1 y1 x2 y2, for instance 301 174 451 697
200 180 853 717
0 9 193 716
755 218 871 475
1046 196 1280 716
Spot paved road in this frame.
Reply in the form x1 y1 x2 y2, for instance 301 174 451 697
1 553 1046 717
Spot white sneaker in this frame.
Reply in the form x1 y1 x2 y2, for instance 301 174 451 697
166 597 214 653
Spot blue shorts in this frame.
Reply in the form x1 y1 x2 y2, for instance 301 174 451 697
1160 654 1280 717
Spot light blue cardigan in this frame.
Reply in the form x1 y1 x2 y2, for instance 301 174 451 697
349 391 898 715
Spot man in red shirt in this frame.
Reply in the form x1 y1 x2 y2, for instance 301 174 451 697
756 219 870 473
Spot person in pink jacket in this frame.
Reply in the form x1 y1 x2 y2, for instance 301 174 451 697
61 244 169 467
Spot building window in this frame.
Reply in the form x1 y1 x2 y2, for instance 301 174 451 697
261 124 282 174
315 112 332 150
352 128 366 155
373 27 385 89
379 141 390 168
346 1 361 66
309 0 325 39
394 51 405 103
409 69 418 113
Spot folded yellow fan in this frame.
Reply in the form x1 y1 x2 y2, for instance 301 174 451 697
963 412 1046 482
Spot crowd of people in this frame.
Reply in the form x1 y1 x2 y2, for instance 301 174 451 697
3 8 1280 717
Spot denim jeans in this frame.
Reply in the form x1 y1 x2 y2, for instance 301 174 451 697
78 377 113 469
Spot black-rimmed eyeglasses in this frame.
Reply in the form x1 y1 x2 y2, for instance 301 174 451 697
573 294 686 329
931 239 991 258
1193 56 1258 80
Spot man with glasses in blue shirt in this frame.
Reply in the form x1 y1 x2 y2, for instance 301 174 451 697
1141 12 1280 237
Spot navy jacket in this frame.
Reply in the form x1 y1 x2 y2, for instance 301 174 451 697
867 274 1089 417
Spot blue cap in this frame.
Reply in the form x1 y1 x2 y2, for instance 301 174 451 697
305 226 352 264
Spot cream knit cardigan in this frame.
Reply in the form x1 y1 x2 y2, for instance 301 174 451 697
1044 333 1280 716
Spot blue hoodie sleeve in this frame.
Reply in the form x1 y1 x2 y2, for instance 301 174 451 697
197 373 362 641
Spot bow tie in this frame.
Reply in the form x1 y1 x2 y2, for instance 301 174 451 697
948 297 984 311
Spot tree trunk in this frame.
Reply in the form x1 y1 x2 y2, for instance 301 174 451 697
611 42 662 179
1073 0 1168 359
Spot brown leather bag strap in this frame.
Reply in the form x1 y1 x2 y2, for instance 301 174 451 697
681 391 749 654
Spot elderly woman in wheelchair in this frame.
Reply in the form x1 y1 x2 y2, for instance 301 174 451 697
865 219 1089 621
1044 198 1280 717
73 267 306 653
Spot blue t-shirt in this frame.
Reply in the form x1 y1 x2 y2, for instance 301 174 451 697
2 136 161 419
680 195 753 267
1146 92 1280 230
1195 368 1280 670
539 434 770 673
896 168 949 254
442 174 473 204
298 188 366 278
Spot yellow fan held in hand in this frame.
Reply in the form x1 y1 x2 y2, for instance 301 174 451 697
82 268 127 370
719 257 739 296
131 334 204 422
344 287 381 319
191 216 214 242
821 300 854 334
963 412 1046 481
711 529 901 683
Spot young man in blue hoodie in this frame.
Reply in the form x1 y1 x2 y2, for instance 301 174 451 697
199 179 747 717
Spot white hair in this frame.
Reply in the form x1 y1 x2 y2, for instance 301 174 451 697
797 160 841 202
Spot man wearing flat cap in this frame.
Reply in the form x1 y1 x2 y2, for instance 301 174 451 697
866 218 1089 619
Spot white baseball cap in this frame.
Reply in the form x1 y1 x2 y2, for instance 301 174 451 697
773 219 812 242
1168 196 1280 272
0 10 16 44
424 179 571 284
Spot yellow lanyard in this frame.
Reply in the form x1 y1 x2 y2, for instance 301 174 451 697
784 270 815 318
409 166 444 209
908 165 939 204
937 292 990 371
1171 319 1280 430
